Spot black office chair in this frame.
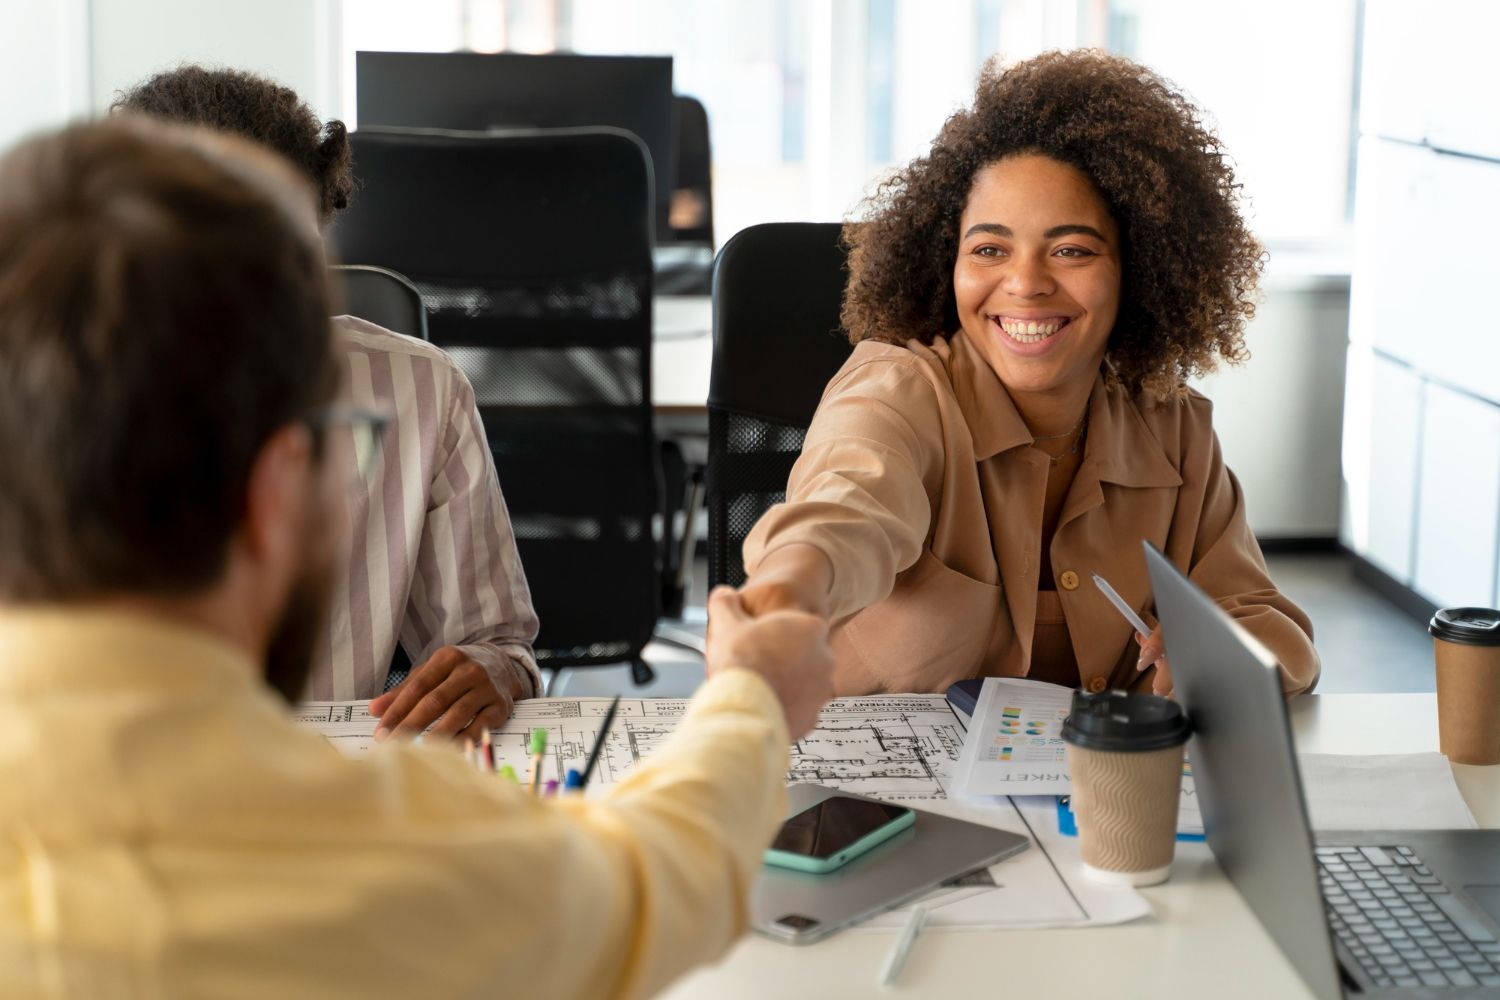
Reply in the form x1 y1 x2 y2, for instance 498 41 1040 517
329 264 429 342
670 95 713 247
332 126 663 685
706 223 855 588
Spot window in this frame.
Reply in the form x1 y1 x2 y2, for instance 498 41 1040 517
341 0 1356 248
1108 0 1358 244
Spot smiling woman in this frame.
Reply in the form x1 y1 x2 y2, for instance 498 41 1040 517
737 49 1319 701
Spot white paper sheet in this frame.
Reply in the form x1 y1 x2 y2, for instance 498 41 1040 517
1297 752 1477 830
856 795 1152 932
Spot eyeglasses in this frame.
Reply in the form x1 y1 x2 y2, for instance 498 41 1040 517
304 406 391 481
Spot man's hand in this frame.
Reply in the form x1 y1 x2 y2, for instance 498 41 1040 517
706 586 835 740
369 646 526 742
1136 628 1174 698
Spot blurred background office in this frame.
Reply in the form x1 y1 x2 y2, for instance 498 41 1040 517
4 0 1496 694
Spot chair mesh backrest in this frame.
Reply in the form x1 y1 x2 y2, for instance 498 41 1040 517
707 223 855 588
332 127 659 668
708 410 808 587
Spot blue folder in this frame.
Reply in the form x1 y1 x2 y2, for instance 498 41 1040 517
1056 797 1205 843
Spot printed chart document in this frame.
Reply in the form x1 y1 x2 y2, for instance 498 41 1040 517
295 693 1151 932
951 677 1075 797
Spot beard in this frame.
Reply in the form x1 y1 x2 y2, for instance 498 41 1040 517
263 559 333 704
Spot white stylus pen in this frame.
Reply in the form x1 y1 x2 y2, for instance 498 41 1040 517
1092 572 1152 638
878 905 929 987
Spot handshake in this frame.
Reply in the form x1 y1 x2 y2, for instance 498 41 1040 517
707 543 838 740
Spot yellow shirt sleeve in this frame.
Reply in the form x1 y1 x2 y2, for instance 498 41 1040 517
544 667 791 998
319 667 792 1000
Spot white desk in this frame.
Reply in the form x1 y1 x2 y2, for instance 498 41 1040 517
661 694 1500 1000
652 294 713 414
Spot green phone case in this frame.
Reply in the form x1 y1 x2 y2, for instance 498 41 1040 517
763 806 916 874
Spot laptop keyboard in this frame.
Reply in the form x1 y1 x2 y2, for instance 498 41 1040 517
1318 846 1500 989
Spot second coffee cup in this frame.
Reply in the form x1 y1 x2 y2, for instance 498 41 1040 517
1063 689 1191 887
1430 607 1500 765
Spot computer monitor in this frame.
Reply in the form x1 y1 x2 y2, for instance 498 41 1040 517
355 51 675 239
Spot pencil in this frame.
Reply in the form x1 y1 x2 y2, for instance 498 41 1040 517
579 694 621 789
480 729 494 772
527 727 548 796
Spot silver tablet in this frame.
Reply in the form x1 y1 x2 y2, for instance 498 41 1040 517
751 783 1029 945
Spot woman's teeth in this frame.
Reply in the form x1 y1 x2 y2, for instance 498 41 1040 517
995 317 1067 344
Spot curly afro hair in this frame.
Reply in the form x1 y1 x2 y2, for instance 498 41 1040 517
112 65 354 225
842 49 1264 400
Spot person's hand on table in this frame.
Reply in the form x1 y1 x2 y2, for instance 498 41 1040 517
706 586 835 740
1136 627 1174 698
369 646 527 743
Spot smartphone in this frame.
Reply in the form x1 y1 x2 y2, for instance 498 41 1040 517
763 795 915 874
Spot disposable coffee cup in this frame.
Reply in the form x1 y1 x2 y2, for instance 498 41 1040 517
1429 607 1500 765
1062 690 1190 887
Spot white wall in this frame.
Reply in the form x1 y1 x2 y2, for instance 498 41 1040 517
1194 271 1351 539
1341 0 1500 609
89 0 342 119
0 0 91 149
1 0 343 146
1114 0 1358 243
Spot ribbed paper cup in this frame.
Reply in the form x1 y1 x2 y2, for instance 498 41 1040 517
1067 742 1184 886
1431 608 1500 765
1062 689 1190 887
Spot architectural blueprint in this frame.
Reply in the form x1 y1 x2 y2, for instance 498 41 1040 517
293 693 1151 930
296 694 967 800
292 700 379 753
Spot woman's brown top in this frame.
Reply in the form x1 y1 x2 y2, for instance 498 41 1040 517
743 330 1319 696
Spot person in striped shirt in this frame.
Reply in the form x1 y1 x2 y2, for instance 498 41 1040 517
114 66 540 742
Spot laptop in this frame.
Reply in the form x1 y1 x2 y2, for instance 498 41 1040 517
1143 541 1500 998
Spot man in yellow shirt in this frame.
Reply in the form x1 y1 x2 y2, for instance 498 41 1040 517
0 119 834 998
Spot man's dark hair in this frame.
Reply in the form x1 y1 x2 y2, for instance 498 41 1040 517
0 118 339 600
112 65 355 224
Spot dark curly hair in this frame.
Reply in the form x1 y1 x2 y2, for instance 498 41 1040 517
842 49 1263 399
112 65 354 224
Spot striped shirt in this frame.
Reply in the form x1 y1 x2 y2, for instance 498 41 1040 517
302 316 540 701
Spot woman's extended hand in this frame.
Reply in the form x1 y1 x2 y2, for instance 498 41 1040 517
1136 628 1174 698
738 543 834 620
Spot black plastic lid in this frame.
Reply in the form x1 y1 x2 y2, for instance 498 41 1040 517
1429 607 1500 647
1061 690 1190 752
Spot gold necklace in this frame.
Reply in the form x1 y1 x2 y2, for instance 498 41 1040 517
1031 411 1087 441
1037 414 1088 466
